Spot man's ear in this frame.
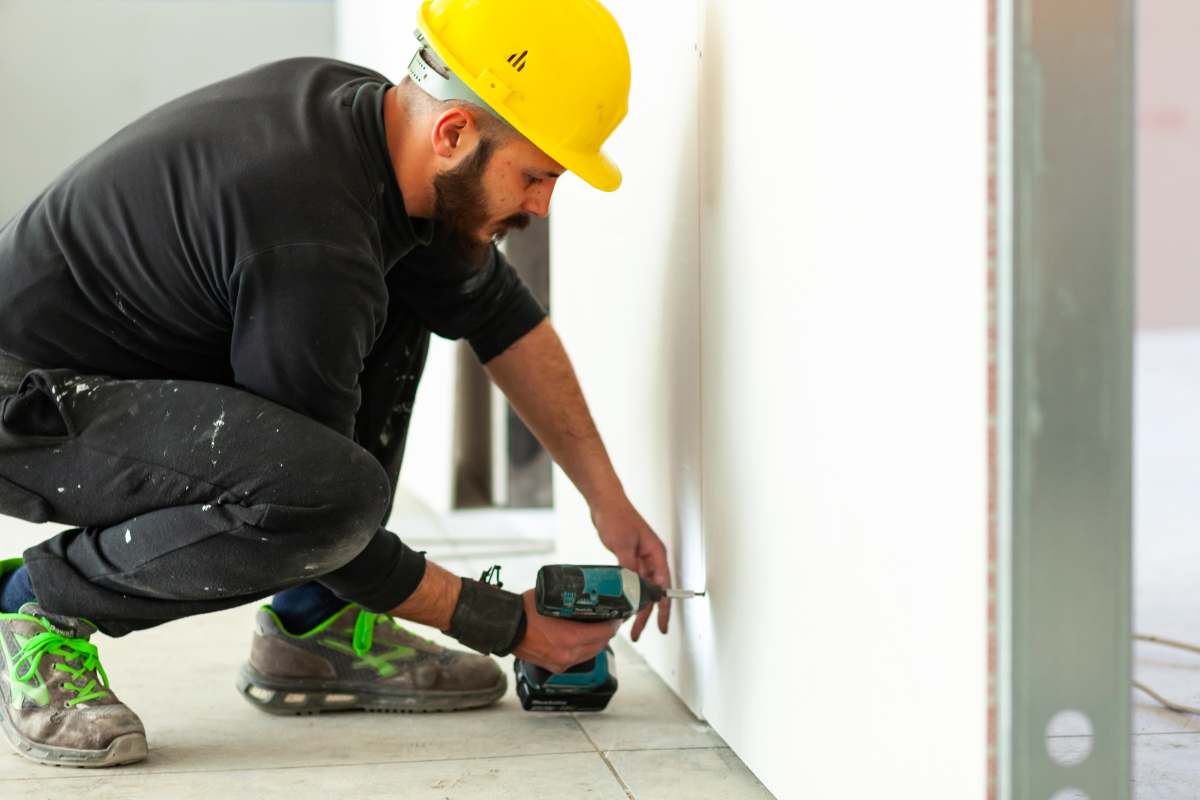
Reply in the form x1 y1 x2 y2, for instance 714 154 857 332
431 107 473 159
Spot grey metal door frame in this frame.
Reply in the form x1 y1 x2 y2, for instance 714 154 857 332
992 0 1135 798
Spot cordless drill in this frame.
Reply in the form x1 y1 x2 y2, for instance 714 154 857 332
513 564 704 712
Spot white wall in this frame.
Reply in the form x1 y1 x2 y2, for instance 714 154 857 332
1137 0 1200 329
0 0 336 223
551 2 990 797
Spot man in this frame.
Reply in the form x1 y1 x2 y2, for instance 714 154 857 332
0 0 671 768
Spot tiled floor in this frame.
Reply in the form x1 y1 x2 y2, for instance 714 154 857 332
1097 329 1200 798
0 503 772 799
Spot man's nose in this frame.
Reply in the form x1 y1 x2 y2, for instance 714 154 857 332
523 180 556 218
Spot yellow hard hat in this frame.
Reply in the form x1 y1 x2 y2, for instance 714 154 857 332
408 0 631 192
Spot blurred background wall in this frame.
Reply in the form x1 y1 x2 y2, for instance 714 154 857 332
1137 0 1200 329
0 0 336 223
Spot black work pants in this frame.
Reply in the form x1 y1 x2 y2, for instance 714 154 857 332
0 366 415 637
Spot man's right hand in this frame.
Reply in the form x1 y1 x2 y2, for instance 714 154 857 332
511 589 621 674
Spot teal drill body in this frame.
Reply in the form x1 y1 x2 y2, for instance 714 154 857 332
534 564 663 621
514 564 650 712
515 564 698 712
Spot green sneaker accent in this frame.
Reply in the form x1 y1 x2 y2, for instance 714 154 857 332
352 609 378 657
260 603 355 639
291 607 419 677
0 604 146 767
0 557 23 582
318 635 415 678
1 632 48 708
4 617 110 707
238 603 506 715
261 603 427 662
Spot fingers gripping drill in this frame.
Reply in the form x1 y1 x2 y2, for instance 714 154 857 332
515 565 705 712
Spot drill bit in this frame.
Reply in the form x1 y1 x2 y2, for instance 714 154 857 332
664 589 705 599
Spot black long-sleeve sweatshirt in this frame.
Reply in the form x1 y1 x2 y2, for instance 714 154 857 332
0 57 547 603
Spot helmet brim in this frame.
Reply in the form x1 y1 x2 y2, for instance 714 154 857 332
560 148 622 193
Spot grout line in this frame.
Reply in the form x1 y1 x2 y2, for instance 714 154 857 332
571 715 636 800
0 747 599 783
602 744 730 754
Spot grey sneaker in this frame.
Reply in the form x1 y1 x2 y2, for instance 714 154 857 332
0 603 147 767
236 604 506 715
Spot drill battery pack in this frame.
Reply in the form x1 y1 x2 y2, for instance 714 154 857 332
513 646 618 712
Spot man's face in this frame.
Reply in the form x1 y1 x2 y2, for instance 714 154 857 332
432 133 562 263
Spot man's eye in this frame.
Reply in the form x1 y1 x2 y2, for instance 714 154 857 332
525 174 540 188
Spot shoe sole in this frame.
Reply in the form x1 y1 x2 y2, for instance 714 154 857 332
0 711 147 769
235 663 508 715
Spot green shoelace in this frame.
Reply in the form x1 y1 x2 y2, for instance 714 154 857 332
347 564 508 657
349 611 435 658
11 619 110 706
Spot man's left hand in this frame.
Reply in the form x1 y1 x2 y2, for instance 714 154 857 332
592 499 672 641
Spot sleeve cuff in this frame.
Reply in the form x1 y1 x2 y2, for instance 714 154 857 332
318 527 428 612
468 288 547 363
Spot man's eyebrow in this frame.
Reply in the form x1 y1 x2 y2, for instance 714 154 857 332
537 170 563 179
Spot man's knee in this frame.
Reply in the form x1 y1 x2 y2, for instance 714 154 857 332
268 446 391 575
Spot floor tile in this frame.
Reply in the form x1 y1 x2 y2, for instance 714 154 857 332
408 508 556 566
606 747 772 800
575 638 724 752
0 506 768 796
436 553 724 753
1133 648 1200 735
0 515 58 555
0 603 593 779
1134 733 1200 800
1135 331 1200 752
0 751 630 800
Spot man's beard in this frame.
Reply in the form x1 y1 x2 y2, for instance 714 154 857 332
432 137 532 265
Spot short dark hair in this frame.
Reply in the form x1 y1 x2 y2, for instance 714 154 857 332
396 77 514 140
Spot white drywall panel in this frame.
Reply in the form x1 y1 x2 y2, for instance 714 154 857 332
549 0 706 709
396 337 457 513
694 2 989 795
552 1 989 797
